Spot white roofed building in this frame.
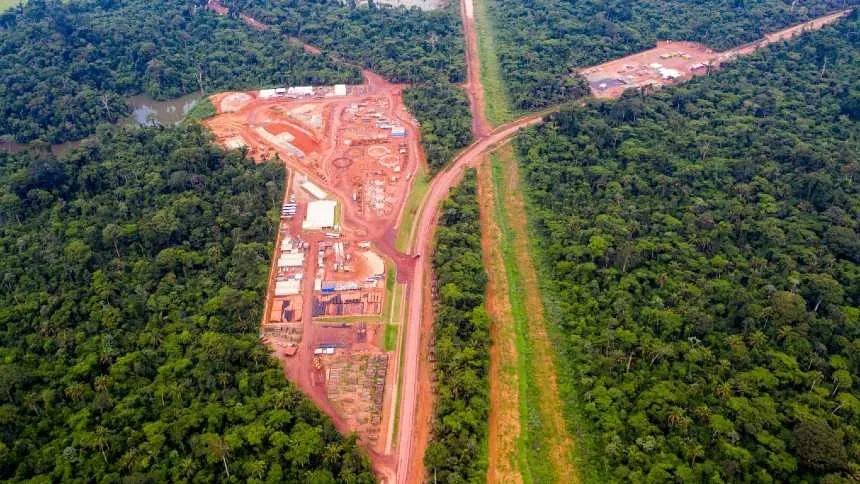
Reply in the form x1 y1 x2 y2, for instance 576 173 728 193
288 86 314 96
301 181 328 200
302 200 337 230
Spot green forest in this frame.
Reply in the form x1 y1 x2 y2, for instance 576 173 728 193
423 169 491 481
486 0 858 111
225 0 466 84
0 0 359 143
0 126 374 482
403 85 473 173
514 13 860 482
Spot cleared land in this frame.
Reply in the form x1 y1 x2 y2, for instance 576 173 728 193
204 67 424 480
471 0 514 126
356 0 444 9
460 0 493 136
490 145 580 483
0 0 21 11
478 155 523 483
582 9 851 99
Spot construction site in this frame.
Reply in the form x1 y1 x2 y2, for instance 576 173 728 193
199 1 856 481
204 72 420 458
582 9 851 99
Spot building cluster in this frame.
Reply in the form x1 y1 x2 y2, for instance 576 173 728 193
259 84 349 99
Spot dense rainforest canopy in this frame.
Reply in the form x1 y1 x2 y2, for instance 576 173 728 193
515 13 859 482
0 0 359 143
486 0 859 111
403 85 473 173
424 169 491 480
0 126 374 482
224 0 466 83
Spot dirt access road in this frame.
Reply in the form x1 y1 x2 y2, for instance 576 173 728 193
205 0 855 481
394 114 543 483
460 0 492 138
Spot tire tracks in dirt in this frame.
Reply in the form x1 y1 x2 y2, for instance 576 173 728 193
492 144 579 484
478 155 523 484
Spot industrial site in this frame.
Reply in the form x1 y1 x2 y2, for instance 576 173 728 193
205 72 420 457
582 9 850 99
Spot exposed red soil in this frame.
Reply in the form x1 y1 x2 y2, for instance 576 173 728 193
460 0 491 137
204 1 855 483
477 154 523 484
203 50 424 483
583 9 852 99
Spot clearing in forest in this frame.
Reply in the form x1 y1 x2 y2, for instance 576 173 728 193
478 155 523 483
471 0 514 126
204 70 425 482
582 8 851 99
490 144 580 484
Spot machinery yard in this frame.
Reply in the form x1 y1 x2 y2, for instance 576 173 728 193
204 72 420 457
581 41 718 98
582 9 851 99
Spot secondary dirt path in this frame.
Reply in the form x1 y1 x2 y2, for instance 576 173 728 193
460 0 492 137
495 144 579 483
478 154 523 483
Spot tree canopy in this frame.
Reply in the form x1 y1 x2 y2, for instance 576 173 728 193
225 0 466 83
514 13 860 482
403 85 473 173
0 125 374 482
486 0 858 111
0 0 359 143
424 169 491 481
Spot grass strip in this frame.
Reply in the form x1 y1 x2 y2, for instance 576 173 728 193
384 324 398 352
473 0 515 126
395 162 430 252
490 150 557 483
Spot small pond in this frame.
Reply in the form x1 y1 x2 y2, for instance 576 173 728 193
124 92 202 127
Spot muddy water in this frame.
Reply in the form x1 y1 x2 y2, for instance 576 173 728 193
124 92 202 127
2 93 202 157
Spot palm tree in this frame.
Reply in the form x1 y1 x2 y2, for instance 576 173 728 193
23 392 41 416
246 459 266 480
322 442 342 467
178 456 196 478
94 375 112 394
95 426 111 463
65 383 86 402
207 435 231 477
747 330 767 349
715 381 733 399
689 443 704 467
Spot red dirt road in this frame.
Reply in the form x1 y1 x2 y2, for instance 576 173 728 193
203 1 855 482
460 0 492 137
394 114 543 483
